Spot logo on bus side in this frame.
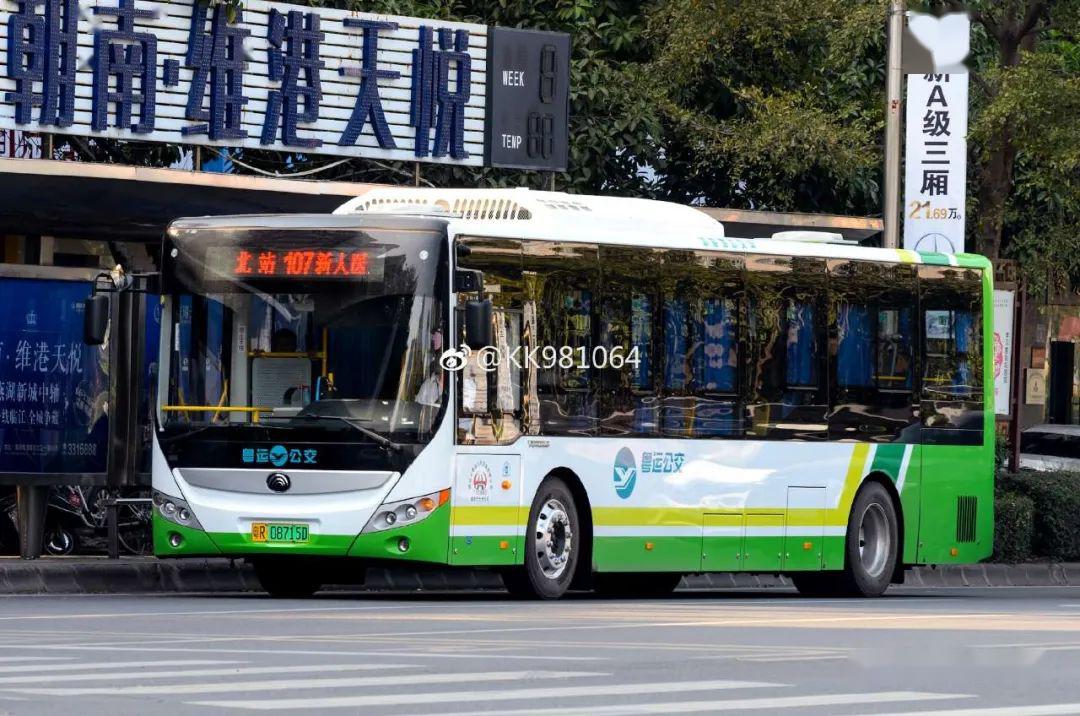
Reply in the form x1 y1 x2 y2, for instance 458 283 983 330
613 447 637 499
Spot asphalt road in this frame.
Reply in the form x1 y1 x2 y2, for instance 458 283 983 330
0 586 1080 715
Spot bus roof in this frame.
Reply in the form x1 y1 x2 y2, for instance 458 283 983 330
335 188 990 271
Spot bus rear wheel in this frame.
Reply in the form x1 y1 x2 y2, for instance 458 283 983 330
793 481 898 598
252 558 322 599
593 572 683 598
502 477 580 600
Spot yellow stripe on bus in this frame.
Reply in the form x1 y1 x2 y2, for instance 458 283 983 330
450 506 522 526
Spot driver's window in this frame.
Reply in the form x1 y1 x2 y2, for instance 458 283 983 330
456 238 525 445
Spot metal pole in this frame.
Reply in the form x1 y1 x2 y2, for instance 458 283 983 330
107 499 119 559
882 0 906 249
15 485 46 559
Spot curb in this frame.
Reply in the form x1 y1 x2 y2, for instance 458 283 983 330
0 558 1076 595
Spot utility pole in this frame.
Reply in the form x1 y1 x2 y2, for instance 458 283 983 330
882 0 905 249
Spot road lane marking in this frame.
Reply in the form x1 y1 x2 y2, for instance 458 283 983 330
414 691 973 716
192 679 777 710
0 657 73 663
0 659 240 674
865 704 1080 716
0 643 605 661
10 669 603 697
0 602 524 621
0 662 410 686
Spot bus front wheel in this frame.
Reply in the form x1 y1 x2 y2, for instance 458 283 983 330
502 477 580 600
252 558 322 599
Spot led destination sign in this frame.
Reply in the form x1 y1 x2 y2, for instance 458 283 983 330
206 247 385 280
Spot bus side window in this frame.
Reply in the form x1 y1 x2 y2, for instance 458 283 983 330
828 261 918 443
523 241 601 437
745 256 828 441
455 237 524 445
919 266 984 445
658 250 743 438
598 245 661 436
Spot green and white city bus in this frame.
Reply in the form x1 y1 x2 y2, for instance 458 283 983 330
150 188 993 598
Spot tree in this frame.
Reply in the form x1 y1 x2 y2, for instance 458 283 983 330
642 0 889 214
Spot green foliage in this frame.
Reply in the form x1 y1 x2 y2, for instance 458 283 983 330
993 489 1034 563
644 0 888 213
999 471 1080 562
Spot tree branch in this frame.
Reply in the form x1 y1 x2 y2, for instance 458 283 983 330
971 8 1004 43
1018 0 1048 39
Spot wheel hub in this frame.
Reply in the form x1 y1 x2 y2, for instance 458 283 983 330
534 498 573 579
857 502 891 579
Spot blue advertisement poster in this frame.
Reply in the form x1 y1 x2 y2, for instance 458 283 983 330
0 279 109 474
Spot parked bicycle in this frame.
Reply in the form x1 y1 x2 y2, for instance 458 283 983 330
43 486 152 556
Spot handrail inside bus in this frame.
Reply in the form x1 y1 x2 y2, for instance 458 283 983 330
161 405 273 423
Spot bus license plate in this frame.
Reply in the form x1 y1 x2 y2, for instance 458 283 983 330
251 523 309 543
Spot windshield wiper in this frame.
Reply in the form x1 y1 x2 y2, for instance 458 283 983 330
159 421 291 444
290 415 404 452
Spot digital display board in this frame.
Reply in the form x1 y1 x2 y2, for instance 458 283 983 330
485 27 571 172
205 247 385 281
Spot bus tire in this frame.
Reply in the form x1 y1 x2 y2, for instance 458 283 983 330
843 481 899 597
502 477 580 600
593 572 682 598
252 559 322 599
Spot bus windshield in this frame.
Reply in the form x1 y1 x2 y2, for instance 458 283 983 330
157 217 448 455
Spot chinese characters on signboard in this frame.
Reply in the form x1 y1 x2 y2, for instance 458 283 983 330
0 0 569 169
0 279 109 474
902 11 970 254
903 72 969 253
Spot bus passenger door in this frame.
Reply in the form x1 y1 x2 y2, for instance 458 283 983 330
450 453 522 566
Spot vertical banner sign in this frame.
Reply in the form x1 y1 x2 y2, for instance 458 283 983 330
993 289 1015 416
902 12 971 254
903 72 969 253
0 279 109 474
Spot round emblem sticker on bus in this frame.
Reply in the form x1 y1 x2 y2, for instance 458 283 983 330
613 447 637 500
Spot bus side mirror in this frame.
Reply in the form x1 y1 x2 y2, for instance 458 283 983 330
464 299 493 349
83 294 109 345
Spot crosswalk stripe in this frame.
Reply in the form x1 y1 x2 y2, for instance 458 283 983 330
0 657 73 663
0 662 410 686
410 691 972 716
0 643 604 661
191 678 777 710
10 669 602 697
0 659 240 674
863 704 1080 716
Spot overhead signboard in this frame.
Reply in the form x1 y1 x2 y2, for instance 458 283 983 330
0 0 569 170
485 27 571 172
902 12 970 254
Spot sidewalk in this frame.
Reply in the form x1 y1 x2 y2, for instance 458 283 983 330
1 557 1077 595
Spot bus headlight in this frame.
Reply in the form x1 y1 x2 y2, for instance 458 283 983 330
363 489 450 534
153 490 204 531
